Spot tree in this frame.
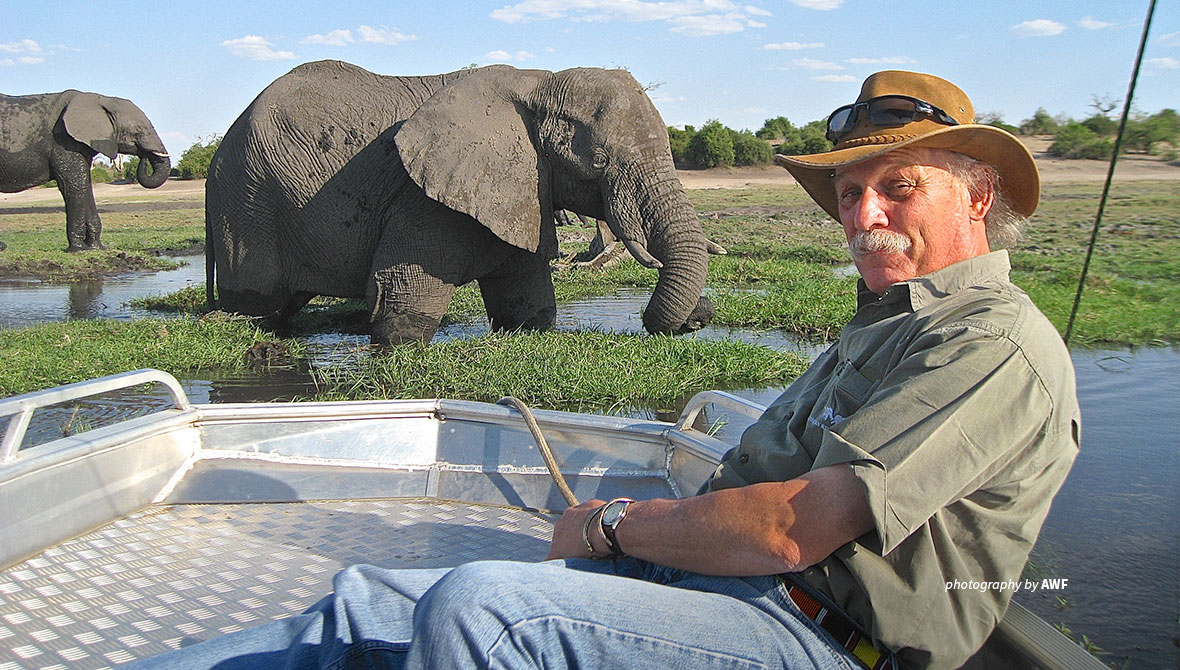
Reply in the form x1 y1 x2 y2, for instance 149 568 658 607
1019 108 1059 136
667 125 694 164
177 135 222 179
730 130 774 166
1047 123 1112 160
755 116 795 141
686 120 734 168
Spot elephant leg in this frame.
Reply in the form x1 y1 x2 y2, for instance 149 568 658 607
51 145 103 251
368 265 456 345
478 252 556 333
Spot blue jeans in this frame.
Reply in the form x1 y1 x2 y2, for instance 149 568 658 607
136 558 861 669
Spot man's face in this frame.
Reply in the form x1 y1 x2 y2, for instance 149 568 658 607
834 148 992 294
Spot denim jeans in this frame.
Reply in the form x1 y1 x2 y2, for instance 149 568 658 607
135 558 861 669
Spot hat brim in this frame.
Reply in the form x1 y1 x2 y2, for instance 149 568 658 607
775 124 1040 222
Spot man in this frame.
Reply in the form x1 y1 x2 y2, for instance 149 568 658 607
140 71 1078 670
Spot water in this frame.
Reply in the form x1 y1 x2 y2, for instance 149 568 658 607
1 259 1176 667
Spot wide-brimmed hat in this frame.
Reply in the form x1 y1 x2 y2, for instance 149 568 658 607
775 70 1039 221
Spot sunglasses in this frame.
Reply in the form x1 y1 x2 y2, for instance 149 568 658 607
825 95 960 144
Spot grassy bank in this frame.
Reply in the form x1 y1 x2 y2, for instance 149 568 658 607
312 331 808 411
0 316 301 397
0 207 204 279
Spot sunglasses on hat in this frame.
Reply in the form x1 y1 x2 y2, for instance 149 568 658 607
825 95 960 144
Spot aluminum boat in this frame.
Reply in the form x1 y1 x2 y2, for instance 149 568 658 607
0 369 1102 669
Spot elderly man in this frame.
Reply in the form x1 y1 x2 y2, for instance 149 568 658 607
140 71 1078 670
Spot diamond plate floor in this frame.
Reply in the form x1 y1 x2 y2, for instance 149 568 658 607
0 499 557 669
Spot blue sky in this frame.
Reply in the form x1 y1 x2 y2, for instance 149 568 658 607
3 1 1177 157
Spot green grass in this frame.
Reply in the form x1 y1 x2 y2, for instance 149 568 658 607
0 208 204 279
0 316 303 397
312 330 809 411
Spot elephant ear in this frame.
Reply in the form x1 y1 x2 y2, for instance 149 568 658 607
62 93 118 160
396 66 555 256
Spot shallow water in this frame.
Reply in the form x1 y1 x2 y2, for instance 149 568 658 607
2 258 1176 667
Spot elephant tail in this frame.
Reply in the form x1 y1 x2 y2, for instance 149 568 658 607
205 192 217 311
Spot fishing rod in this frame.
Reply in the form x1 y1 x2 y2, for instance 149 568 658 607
1064 0 1158 346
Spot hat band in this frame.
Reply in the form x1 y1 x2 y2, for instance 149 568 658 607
835 133 915 150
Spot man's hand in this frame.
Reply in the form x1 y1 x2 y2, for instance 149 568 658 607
546 499 609 560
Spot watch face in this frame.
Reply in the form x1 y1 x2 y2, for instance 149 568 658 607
602 501 628 526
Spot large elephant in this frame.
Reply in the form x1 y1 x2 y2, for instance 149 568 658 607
0 91 171 250
206 60 714 344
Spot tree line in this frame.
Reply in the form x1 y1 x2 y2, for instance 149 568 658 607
667 106 1180 169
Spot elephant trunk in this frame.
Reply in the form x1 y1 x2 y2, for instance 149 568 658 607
137 151 170 188
608 169 712 334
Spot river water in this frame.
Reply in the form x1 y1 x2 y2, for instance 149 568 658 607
1 256 1176 668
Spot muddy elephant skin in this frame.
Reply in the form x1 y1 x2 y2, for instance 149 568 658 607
0 91 170 250
206 60 713 344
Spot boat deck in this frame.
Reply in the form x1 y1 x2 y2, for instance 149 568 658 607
0 499 556 669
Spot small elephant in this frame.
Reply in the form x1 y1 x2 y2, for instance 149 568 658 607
206 60 714 344
0 90 171 251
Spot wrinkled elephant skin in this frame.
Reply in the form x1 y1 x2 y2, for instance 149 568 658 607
0 91 170 251
206 60 713 344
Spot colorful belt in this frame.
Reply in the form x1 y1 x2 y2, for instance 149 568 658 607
782 580 897 670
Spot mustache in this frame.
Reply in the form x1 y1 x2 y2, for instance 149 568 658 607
849 229 912 259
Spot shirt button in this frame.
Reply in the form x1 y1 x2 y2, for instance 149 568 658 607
738 453 750 464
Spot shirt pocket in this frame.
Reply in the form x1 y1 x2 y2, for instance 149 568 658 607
832 359 875 409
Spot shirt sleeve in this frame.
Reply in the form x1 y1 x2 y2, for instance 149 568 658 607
812 322 1056 555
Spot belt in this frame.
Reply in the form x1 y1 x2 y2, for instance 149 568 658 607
782 580 897 670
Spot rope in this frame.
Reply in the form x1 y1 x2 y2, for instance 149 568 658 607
497 397 580 507
1064 0 1157 346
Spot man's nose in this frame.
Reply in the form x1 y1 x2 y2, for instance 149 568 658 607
849 188 889 231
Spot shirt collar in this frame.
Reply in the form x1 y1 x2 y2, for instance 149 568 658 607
855 250 1012 312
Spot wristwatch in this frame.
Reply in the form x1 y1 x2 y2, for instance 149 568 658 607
598 497 634 556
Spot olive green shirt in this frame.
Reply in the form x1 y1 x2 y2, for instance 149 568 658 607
702 251 1080 669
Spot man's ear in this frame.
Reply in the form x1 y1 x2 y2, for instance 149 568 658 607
967 166 996 223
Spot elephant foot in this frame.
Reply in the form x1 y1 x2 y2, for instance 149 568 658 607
0 240 6 252
371 310 442 346
65 242 105 253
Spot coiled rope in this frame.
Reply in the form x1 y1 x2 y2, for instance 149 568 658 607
497 396 580 507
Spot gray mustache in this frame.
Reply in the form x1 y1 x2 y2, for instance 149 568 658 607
849 230 911 258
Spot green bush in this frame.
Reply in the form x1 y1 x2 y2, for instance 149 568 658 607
89 165 114 183
1080 114 1117 136
122 157 140 181
686 120 734 168
776 120 831 156
668 125 694 164
1123 109 1180 153
755 116 795 141
730 130 774 166
176 135 222 180
1019 108 1059 136
1048 123 1113 159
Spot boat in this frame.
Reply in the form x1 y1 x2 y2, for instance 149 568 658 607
0 369 1104 669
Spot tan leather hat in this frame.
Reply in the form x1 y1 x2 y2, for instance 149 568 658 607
775 70 1039 221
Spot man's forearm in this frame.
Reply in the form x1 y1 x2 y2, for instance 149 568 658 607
547 464 872 576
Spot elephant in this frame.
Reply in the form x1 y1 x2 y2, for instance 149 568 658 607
0 90 171 251
206 60 714 344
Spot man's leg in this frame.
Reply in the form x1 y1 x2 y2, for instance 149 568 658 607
137 564 452 670
406 560 859 670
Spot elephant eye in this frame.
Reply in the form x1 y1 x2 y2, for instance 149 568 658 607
591 149 609 171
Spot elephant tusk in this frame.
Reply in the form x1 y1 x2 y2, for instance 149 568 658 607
706 239 727 255
623 238 663 269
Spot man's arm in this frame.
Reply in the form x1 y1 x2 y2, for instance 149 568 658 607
546 464 873 576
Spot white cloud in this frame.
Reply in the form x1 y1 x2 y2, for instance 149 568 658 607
491 0 773 36
302 29 354 46
357 25 417 45
789 0 843 8
763 41 824 50
794 57 843 70
1010 19 1066 37
1 57 45 67
221 35 296 61
1079 16 1112 30
1146 57 1180 69
0 38 43 54
1157 31 1180 47
844 56 916 65
485 50 536 62
814 74 856 82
